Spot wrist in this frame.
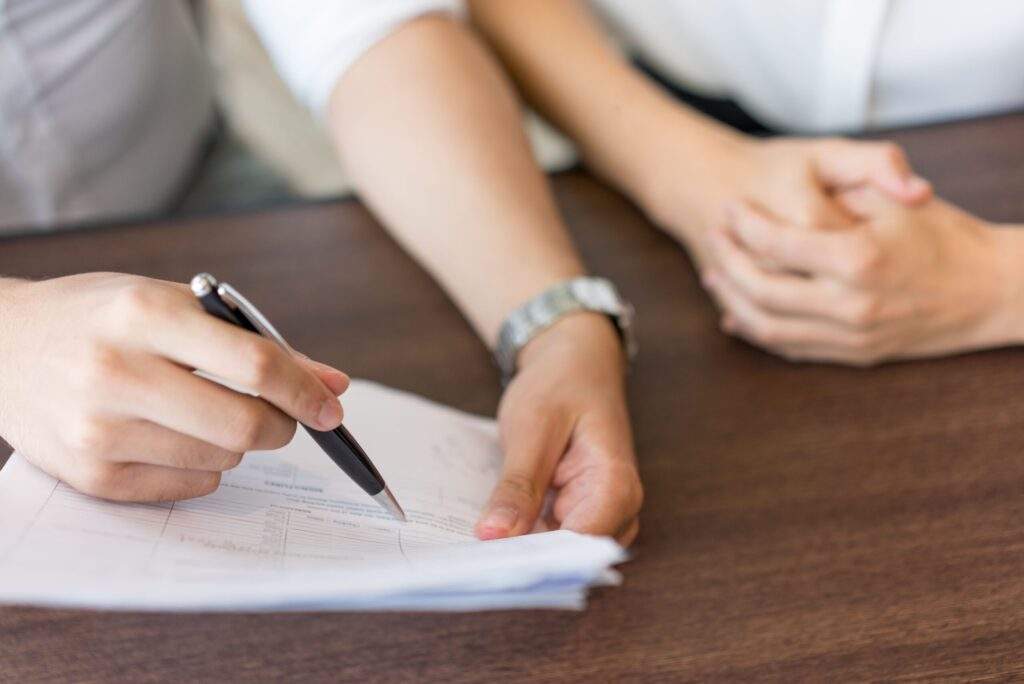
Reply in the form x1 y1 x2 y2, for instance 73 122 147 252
517 312 626 378
631 111 754 246
495 276 634 382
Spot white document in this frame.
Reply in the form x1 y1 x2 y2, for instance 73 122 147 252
0 381 625 611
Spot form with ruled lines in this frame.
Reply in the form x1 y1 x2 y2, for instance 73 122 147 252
0 381 624 611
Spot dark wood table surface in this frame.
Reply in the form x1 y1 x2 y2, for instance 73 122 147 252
2 114 1024 682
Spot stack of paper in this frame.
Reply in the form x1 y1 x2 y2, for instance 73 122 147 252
0 381 625 611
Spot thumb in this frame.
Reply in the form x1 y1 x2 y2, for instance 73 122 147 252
296 356 350 397
813 139 931 204
475 412 572 541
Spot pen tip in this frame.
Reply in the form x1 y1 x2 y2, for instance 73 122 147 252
373 487 407 522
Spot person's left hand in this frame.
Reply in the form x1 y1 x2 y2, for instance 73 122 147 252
701 187 1023 365
474 313 643 546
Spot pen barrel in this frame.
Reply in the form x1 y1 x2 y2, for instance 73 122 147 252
196 291 257 333
302 424 385 495
192 275 389 504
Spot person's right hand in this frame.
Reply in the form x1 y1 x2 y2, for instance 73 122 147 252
638 130 933 271
0 273 349 502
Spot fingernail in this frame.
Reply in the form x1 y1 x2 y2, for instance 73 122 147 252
479 505 518 538
317 398 343 429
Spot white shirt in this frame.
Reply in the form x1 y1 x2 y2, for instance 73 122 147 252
594 0 1024 133
0 0 459 232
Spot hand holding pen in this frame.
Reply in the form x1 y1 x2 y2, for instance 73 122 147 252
0 273 352 503
191 273 405 520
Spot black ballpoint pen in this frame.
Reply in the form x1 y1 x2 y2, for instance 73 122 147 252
189 273 406 522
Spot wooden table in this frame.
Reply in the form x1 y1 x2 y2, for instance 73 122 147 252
2 113 1024 681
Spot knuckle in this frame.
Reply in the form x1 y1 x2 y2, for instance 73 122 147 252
267 418 297 450
79 341 126 386
113 280 164 319
291 380 323 424
189 472 222 498
744 280 775 308
499 471 541 507
630 481 645 517
66 416 110 455
106 280 184 340
794 200 831 229
848 330 879 354
114 281 149 313
609 463 644 516
842 239 883 282
761 281 796 311
240 338 281 391
205 450 244 472
227 403 267 452
71 463 121 499
792 210 815 229
845 294 882 327
153 472 221 502
220 452 244 471
878 141 905 164
752 320 781 346
751 290 773 310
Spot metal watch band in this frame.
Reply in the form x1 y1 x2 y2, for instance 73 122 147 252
494 276 637 383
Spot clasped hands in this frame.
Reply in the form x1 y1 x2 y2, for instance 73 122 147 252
677 137 1019 366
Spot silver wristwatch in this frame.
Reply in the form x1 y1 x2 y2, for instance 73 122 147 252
495 276 637 383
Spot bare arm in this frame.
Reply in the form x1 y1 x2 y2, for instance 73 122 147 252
324 15 642 543
470 0 734 222
327 14 583 345
468 0 928 260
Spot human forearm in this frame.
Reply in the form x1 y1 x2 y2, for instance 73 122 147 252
468 0 740 217
326 15 585 345
0 277 28 293
0 278 29 347
469 0 931 273
988 225 1024 347
326 15 641 542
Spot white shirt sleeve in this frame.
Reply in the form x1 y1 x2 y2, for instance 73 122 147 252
243 0 465 118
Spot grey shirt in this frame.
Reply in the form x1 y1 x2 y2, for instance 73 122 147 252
0 0 214 232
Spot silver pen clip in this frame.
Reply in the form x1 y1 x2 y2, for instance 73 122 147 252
217 282 296 357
